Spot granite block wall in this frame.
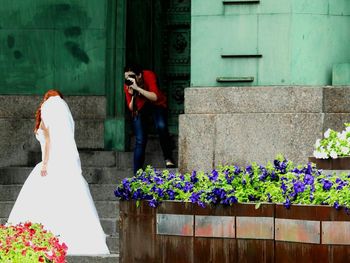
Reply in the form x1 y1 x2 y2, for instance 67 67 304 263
179 86 350 172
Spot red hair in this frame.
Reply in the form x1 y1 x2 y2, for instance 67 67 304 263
34 89 63 133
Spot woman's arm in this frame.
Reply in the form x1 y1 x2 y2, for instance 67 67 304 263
41 122 50 177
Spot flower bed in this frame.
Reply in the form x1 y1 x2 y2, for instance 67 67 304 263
115 156 350 211
0 222 67 263
116 156 350 263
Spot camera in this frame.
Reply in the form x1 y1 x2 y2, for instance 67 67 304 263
125 74 136 86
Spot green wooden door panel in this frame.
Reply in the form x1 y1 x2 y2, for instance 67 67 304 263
0 0 108 95
0 30 55 94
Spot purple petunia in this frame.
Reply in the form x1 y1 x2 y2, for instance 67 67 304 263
283 198 291 209
132 189 143 199
322 179 333 191
167 173 176 180
149 199 159 208
246 165 253 176
281 182 287 194
209 170 219 182
225 172 234 184
333 201 341 210
183 182 194 193
190 171 198 183
259 168 268 182
154 176 163 185
304 174 314 185
222 195 238 205
270 171 278 181
248 194 256 201
166 189 175 200
274 159 287 174
190 192 201 203
234 166 242 175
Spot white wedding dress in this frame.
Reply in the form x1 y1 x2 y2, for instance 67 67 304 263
7 96 110 255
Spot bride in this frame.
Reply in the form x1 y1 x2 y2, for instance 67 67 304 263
7 90 110 255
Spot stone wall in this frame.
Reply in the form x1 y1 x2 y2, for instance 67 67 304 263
179 86 350 172
0 95 106 167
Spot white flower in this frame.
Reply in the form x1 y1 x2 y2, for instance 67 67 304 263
315 139 321 148
338 131 346 140
313 150 328 159
341 146 350 155
324 128 331 138
330 150 338 159
346 126 350 133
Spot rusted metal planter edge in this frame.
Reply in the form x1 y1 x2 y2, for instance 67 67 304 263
120 201 350 244
119 201 350 263
309 156 350 170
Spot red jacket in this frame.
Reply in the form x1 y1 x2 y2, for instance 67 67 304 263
124 70 167 111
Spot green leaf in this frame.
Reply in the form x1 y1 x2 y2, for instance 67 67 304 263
255 202 261 210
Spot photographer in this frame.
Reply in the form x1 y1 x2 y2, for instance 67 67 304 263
124 65 175 174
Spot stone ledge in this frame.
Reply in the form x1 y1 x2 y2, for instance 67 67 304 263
0 95 106 119
185 86 324 114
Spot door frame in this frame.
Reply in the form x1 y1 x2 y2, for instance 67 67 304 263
104 0 127 151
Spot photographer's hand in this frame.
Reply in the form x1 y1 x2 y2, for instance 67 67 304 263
127 86 134 95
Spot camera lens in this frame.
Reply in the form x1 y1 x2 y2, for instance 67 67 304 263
125 79 133 86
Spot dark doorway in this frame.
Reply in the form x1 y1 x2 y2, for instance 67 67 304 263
125 0 190 135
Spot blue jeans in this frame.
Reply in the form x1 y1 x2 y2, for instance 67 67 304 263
132 104 172 174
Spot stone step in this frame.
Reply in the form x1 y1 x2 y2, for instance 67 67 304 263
130 134 178 153
0 201 119 221
0 167 132 185
116 151 178 169
28 150 117 167
0 95 106 120
0 184 118 201
107 235 119 254
0 119 104 151
0 119 104 167
100 218 119 236
66 254 119 263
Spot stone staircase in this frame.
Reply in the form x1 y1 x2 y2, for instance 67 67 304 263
0 95 178 263
0 151 122 263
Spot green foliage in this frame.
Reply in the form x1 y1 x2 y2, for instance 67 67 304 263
115 157 350 212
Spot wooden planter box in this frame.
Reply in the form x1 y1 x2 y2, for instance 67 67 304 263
119 201 350 263
309 156 350 170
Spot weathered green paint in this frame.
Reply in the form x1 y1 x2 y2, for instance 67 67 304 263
0 0 107 95
104 117 126 151
191 0 350 86
104 0 127 151
333 63 350 86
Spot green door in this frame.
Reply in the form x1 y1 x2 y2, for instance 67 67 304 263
125 0 190 135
